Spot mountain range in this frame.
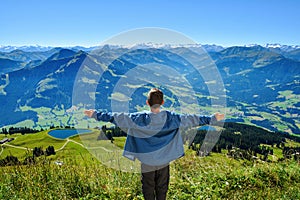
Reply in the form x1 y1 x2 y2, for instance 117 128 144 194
0 44 299 134
1 43 300 52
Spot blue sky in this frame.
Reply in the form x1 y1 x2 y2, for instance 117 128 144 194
1 0 299 47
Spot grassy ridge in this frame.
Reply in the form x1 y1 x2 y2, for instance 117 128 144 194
0 131 68 159
0 150 300 199
0 132 300 199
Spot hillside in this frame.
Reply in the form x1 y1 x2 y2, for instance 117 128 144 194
0 45 299 135
0 58 24 74
0 122 300 199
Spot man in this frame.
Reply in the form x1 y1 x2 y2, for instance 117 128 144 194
84 88 224 200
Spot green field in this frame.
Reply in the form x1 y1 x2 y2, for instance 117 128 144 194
2 87 299 135
1 129 300 199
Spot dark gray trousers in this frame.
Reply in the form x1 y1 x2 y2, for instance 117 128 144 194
141 163 170 200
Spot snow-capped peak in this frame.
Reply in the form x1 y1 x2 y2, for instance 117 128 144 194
265 43 300 52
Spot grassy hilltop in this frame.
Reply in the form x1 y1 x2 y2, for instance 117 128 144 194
0 128 300 199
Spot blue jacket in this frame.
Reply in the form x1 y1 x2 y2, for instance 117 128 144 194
92 110 216 166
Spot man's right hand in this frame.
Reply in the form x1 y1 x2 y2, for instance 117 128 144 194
214 112 225 121
84 110 95 118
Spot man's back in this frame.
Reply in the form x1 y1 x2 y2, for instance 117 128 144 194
121 110 184 166
91 110 214 166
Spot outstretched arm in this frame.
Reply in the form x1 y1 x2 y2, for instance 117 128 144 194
84 109 114 122
84 109 135 129
179 112 225 128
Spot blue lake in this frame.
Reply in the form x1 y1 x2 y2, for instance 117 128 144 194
48 129 92 139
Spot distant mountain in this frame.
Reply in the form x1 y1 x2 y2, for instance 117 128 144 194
0 48 76 74
211 45 284 72
115 43 225 53
0 45 53 52
0 43 229 55
212 45 299 96
46 49 77 61
283 49 300 61
0 58 24 74
1 43 299 52
201 44 225 52
2 43 300 55
0 49 86 125
0 46 299 135
0 48 62 63
0 45 97 53
70 46 98 52
210 46 299 133
264 43 300 52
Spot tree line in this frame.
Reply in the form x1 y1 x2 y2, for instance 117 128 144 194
1 127 40 135
0 125 78 136
0 145 55 167
97 125 127 143
184 122 300 162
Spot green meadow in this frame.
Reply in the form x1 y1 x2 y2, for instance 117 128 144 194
0 130 300 199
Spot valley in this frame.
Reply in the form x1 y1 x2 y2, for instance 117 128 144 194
0 44 299 135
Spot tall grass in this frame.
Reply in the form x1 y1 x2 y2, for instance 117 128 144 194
0 151 300 199
0 156 142 200
170 153 300 199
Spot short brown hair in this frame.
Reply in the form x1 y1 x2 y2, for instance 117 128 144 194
147 88 164 107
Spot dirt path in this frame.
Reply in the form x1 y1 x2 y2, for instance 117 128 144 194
0 146 3 156
56 139 113 153
2 143 32 150
0 138 113 155
56 139 84 152
86 146 113 152
0 143 32 157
